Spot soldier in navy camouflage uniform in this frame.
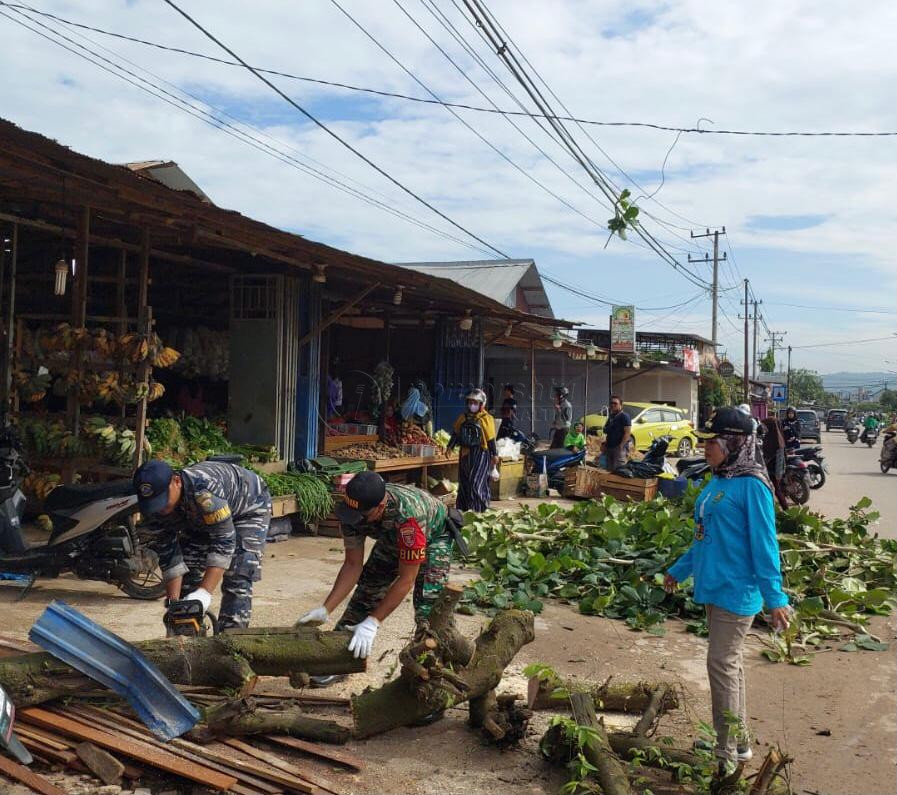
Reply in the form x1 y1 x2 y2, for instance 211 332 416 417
295 471 453 661
134 459 271 629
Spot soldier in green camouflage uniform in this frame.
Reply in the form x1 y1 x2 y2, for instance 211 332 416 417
338 482 451 627
295 471 453 661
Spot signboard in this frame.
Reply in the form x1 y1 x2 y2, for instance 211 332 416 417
717 359 735 377
682 347 699 374
771 384 787 403
610 305 635 354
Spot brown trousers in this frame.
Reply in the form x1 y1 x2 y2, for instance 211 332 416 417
706 605 754 761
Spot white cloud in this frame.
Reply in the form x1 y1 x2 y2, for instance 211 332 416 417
0 0 894 372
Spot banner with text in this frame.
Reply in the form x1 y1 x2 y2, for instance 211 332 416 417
610 305 636 354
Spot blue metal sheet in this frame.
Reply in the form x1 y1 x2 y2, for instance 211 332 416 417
29 601 199 741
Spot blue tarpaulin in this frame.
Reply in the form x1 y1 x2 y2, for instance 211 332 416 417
29 601 199 740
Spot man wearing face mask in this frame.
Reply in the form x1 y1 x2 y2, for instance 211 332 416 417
447 388 498 512
294 471 456 668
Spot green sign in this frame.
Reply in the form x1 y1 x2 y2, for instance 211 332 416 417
610 305 635 353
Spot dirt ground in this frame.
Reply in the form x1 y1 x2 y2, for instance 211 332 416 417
0 527 893 795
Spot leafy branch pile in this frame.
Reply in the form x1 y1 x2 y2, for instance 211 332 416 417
461 493 896 648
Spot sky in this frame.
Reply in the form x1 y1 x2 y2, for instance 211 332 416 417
1 0 895 380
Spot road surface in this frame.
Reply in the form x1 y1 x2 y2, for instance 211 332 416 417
807 429 895 539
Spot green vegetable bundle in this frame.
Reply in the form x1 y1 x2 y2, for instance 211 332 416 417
259 471 334 525
461 492 896 637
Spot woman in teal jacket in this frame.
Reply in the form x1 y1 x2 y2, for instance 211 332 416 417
665 407 791 770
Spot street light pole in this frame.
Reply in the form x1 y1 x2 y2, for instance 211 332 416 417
786 345 793 402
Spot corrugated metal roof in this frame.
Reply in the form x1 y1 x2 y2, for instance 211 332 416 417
396 259 554 318
124 160 211 203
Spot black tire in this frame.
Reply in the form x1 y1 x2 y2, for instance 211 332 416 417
881 461 891 474
784 472 810 505
807 463 826 489
117 542 166 600
676 437 694 457
866 438 875 448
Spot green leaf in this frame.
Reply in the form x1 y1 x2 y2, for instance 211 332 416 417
854 634 889 652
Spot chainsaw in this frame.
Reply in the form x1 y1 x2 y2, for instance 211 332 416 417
163 598 219 638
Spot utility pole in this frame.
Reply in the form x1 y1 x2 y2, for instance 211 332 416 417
742 279 749 402
786 345 793 402
766 330 787 374
689 227 727 348
751 299 762 381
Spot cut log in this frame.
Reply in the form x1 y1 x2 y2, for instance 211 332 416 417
352 607 534 738
75 741 125 785
632 686 672 737
422 582 475 665
607 732 701 768
0 626 364 706
569 692 633 795
749 748 791 795
528 675 679 714
204 697 350 744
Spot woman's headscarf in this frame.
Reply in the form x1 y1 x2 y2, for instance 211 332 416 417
711 432 773 493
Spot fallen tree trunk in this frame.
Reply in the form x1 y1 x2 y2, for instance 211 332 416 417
528 675 679 714
569 692 633 795
204 697 350 744
352 605 535 738
607 732 701 767
0 627 364 706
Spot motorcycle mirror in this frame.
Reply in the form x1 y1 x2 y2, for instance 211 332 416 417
0 683 33 765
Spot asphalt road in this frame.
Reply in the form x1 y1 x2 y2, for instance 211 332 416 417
807 429 895 539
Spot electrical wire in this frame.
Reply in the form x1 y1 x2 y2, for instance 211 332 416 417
5 3 892 138
765 302 897 315
790 335 897 350
0 6 499 258
159 0 510 258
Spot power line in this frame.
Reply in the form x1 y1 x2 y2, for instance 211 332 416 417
6 4 893 137
765 301 897 315
158 0 510 258
790 335 897 350
541 272 705 311
0 6 499 258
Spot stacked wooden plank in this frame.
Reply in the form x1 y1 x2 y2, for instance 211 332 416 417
563 466 604 498
7 701 361 795
598 472 658 502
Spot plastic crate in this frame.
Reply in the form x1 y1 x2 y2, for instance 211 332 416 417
419 444 436 458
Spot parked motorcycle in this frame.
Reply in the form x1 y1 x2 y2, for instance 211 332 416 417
498 425 538 457
783 456 811 504
861 425 880 448
880 432 897 474
527 446 586 493
794 445 827 489
0 422 164 599
846 426 859 444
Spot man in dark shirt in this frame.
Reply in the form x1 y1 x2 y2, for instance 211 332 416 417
602 395 632 472
497 384 518 438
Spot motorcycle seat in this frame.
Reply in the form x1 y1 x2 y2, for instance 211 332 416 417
795 446 821 455
44 479 135 512
533 448 581 463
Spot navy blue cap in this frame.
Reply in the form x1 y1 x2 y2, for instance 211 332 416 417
133 459 174 515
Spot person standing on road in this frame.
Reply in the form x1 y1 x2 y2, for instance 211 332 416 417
134 459 270 630
781 406 801 452
496 384 518 439
447 388 498 512
294 472 455 667
602 395 632 472
550 386 573 448
664 407 791 773
760 418 790 510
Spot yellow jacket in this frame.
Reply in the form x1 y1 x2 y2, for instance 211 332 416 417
452 410 496 455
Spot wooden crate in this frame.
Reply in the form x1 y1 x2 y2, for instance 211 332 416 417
563 466 604 498
271 495 298 518
597 472 658 502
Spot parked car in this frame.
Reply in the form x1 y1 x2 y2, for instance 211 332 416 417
826 409 848 431
780 408 821 443
581 402 698 456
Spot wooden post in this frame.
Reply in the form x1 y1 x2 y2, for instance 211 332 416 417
132 229 151 469
529 339 535 435
3 223 17 408
67 208 89 439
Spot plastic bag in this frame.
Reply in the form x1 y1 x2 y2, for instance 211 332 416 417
490 466 500 481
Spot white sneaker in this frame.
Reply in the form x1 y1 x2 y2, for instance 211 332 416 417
736 744 753 762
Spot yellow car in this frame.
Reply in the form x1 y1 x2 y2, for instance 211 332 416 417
581 402 698 457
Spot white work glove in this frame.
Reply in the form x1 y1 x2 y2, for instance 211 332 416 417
184 588 212 614
294 605 329 628
346 616 380 659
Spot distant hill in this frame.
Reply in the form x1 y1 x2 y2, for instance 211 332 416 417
821 372 896 392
